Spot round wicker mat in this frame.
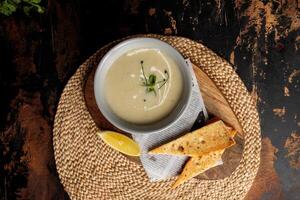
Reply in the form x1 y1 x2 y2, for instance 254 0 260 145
53 35 261 200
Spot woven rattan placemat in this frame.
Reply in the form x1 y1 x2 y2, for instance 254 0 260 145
53 35 261 200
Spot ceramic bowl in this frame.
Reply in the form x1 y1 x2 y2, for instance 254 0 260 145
94 38 192 134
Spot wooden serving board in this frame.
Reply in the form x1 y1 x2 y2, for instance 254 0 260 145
84 63 243 180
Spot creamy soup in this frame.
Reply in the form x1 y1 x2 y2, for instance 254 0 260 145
104 48 183 124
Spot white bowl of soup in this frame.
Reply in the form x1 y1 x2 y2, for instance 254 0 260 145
94 38 192 134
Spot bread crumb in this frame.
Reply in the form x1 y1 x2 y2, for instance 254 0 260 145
284 86 290 96
273 107 286 117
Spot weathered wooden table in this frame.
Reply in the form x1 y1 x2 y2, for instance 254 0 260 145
1 1 299 199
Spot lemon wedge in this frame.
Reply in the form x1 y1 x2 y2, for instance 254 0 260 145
97 131 141 156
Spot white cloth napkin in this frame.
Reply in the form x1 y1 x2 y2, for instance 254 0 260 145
131 59 208 181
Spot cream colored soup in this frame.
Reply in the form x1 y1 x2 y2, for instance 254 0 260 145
104 48 183 124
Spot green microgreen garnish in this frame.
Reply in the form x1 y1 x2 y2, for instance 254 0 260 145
0 0 45 16
140 60 169 96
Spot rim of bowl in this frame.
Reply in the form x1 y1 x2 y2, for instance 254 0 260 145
94 37 193 134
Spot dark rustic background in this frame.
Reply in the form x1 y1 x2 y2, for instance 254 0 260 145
0 0 299 199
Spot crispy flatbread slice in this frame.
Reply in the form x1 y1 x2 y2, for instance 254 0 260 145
149 120 236 156
172 149 225 188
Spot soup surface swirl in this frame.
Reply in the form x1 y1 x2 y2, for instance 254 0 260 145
105 48 183 124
